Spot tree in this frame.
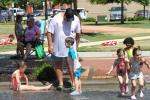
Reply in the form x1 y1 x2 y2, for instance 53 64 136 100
0 0 17 8
87 0 150 24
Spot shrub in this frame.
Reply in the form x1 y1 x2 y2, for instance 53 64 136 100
127 17 132 21
149 17 150 20
144 17 149 20
81 18 85 22
33 61 57 81
85 17 96 22
135 16 144 21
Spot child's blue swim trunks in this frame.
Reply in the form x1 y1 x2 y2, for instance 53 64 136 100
73 66 81 78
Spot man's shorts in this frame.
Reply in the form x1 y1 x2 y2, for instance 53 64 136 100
51 55 69 61
20 39 35 47
73 67 81 78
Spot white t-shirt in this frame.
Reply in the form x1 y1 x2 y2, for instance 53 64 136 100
47 13 81 57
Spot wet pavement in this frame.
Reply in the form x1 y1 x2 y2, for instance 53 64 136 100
1 84 150 100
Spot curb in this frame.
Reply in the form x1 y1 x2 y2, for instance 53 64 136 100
1 80 150 90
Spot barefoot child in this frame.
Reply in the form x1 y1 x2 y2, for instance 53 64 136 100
106 49 130 95
129 48 149 100
11 61 53 92
15 15 24 58
65 37 82 95
0 34 15 45
113 37 140 74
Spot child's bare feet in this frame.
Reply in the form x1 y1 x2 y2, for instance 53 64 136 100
45 84 53 90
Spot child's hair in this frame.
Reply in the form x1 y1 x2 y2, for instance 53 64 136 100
133 48 143 65
117 48 125 55
9 34 14 38
133 48 141 56
17 61 27 69
123 37 134 46
65 37 74 45
16 15 22 23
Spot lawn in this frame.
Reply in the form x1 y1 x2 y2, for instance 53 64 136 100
81 21 150 29
0 25 27 34
1 32 150 52
78 39 150 52
80 32 150 42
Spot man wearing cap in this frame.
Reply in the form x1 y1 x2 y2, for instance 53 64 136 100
47 8 81 91
17 17 41 61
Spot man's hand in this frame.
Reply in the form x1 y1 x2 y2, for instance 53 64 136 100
73 69 76 74
48 45 54 55
76 46 78 51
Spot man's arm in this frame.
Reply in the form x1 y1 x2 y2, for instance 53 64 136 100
47 32 54 54
76 32 81 51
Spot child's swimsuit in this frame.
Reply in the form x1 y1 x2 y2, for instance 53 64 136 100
128 57 143 79
11 72 24 91
1 38 10 45
15 23 23 36
116 58 127 77
126 48 133 60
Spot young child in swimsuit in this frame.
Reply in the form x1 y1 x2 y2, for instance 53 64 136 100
11 61 53 92
113 37 140 74
0 34 15 45
106 49 130 95
129 48 149 100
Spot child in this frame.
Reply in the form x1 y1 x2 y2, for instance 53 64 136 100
65 37 82 95
15 15 24 58
129 48 149 100
113 37 140 74
0 34 15 45
106 49 130 95
11 61 53 92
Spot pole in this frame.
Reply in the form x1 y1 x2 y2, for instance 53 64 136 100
144 5 145 20
45 0 48 20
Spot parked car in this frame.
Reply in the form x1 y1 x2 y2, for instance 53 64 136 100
109 6 127 21
39 10 45 16
31 10 44 16
77 8 88 20
50 9 60 17
47 9 53 16
16 9 27 17
0 10 8 23
134 10 150 18
7 10 13 21
9 8 20 17
56 10 66 14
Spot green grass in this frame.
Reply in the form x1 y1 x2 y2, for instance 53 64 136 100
78 39 150 52
82 21 150 29
0 25 27 34
80 33 150 42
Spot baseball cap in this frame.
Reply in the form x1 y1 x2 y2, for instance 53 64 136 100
26 17 34 24
65 8 74 21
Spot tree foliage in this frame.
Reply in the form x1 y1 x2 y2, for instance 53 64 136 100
48 0 73 5
87 0 150 6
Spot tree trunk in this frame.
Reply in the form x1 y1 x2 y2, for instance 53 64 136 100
74 0 77 14
121 0 124 24
0 0 1 6
45 0 48 20
144 5 145 20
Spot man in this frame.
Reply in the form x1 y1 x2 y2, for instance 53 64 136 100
47 8 81 91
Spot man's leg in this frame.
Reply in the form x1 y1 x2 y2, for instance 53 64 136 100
54 60 63 85
65 59 75 86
